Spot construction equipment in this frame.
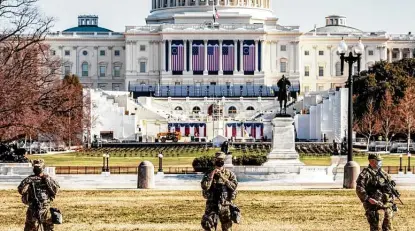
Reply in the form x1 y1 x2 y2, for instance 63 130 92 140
157 131 181 143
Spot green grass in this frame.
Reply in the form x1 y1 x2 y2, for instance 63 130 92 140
1 190 414 231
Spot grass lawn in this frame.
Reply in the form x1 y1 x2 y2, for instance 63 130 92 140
1 190 414 231
27 153 408 168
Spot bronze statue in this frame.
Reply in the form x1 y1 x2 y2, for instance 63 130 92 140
277 75 291 114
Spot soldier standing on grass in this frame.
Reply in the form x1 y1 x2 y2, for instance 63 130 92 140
201 152 238 231
18 159 60 231
356 153 399 231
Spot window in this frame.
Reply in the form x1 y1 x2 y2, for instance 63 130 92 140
98 84 107 90
51 50 56 56
140 62 146 73
304 66 309 77
112 84 121 91
280 45 286 51
82 62 88 77
99 66 106 77
246 106 255 111
319 51 324 56
210 82 217 85
100 50 106 56
64 50 70 56
280 61 287 73
114 66 121 77
175 81 181 85
82 50 88 56
392 53 397 59
304 51 309 56
140 45 146 51
228 106 237 115
318 66 324 77
335 62 341 76
368 50 374 56
318 85 324 91
174 106 183 111
304 86 310 93
192 106 201 114
64 66 71 76
114 50 120 56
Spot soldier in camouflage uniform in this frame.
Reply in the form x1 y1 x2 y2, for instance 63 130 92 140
18 159 60 231
356 153 397 231
201 152 238 231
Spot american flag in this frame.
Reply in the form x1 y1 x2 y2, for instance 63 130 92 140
243 44 255 71
222 44 234 71
192 43 204 71
207 44 219 71
171 44 184 71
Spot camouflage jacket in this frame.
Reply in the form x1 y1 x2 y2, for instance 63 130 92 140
356 166 394 208
201 168 238 204
18 174 60 208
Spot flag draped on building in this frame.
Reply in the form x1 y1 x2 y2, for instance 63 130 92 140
207 43 219 71
222 44 234 71
243 43 255 71
171 43 184 71
192 43 204 71
213 4 219 22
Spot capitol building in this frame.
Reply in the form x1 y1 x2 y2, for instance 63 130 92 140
45 0 415 143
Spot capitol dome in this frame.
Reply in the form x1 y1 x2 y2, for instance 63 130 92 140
311 15 362 34
146 0 276 24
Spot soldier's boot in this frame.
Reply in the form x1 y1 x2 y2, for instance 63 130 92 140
382 208 394 231
24 221 37 231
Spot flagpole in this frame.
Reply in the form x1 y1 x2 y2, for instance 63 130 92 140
213 1 215 23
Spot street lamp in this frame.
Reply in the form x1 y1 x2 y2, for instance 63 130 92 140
158 152 164 172
338 37 364 189
102 153 110 173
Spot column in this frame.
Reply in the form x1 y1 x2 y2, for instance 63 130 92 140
168 40 172 72
399 48 403 60
155 0 158 9
313 45 318 77
185 0 188 6
216 0 220 5
161 40 166 71
233 40 238 73
239 40 244 73
269 41 273 72
219 40 223 74
189 40 193 71
289 41 294 74
388 48 392 62
410 48 413 59
204 39 208 75
274 41 278 72
205 0 209 5
196 0 199 6
183 40 188 73
328 45 332 76
295 42 300 74
254 40 259 72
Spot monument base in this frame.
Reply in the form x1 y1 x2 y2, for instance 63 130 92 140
0 163 55 176
224 155 233 167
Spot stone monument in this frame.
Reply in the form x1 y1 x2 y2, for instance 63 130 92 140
262 115 304 171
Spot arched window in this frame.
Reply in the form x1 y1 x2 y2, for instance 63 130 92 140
246 106 255 111
228 106 237 114
174 106 183 111
335 62 341 76
82 62 88 77
192 106 201 114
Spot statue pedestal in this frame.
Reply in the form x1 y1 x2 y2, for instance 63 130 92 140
224 155 233 167
262 117 304 171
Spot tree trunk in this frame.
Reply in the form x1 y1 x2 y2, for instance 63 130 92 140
408 126 411 154
366 136 370 151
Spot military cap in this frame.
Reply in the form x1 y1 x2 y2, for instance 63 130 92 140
215 152 226 159
32 159 45 168
368 153 383 161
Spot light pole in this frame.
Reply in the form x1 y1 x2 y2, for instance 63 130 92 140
338 37 364 189
102 153 110 173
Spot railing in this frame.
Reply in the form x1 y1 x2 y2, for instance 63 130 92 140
360 166 415 174
55 166 199 174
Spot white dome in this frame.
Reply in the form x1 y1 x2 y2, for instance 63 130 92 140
147 0 275 24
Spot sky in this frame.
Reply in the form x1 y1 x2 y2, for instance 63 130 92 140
39 0 415 34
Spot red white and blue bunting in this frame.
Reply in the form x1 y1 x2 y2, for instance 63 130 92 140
168 123 206 137
225 123 263 139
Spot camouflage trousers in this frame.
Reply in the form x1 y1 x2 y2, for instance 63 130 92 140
364 206 394 231
25 206 54 231
201 202 232 231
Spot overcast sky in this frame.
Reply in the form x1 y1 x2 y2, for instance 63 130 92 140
39 0 415 34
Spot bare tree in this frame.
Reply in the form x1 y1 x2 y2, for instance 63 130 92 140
378 90 399 152
397 82 415 153
354 98 380 150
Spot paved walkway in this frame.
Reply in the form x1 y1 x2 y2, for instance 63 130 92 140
1 173 415 191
